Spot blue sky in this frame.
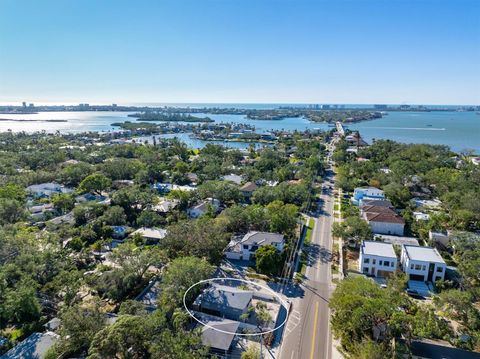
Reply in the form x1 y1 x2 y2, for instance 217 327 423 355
0 0 479 105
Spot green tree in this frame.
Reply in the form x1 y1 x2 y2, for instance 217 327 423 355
329 277 398 353
78 173 112 194
87 315 149 359
241 345 261 359
2 283 41 324
56 303 106 356
0 198 25 225
266 200 298 235
51 193 75 214
160 256 214 312
255 245 282 276
331 216 373 246
0 183 26 202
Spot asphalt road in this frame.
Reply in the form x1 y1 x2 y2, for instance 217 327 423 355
279 169 335 359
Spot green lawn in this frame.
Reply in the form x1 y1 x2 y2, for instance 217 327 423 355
304 218 315 246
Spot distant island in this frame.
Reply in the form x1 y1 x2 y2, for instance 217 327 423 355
0 118 67 122
127 112 214 123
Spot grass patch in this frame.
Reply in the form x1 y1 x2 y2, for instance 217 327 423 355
332 242 339 253
304 218 315 246
333 203 339 211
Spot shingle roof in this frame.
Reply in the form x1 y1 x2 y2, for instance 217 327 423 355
365 212 405 224
226 231 284 253
362 205 397 215
194 284 253 312
361 199 393 208
1 332 58 359
201 318 240 351
131 227 167 240
240 181 258 192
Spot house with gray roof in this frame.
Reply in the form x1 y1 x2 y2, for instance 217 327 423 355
201 318 240 355
222 174 243 185
26 182 73 199
225 231 285 261
130 227 167 244
0 332 58 359
187 198 220 218
193 284 253 321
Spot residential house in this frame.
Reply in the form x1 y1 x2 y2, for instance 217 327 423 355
362 206 405 236
412 198 442 209
130 227 167 244
29 203 55 221
26 182 73 198
1 332 58 359
187 198 220 218
406 339 480 359
193 284 253 321
239 182 258 201
225 231 285 261
75 193 109 204
362 205 405 236
222 174 243 185
151 183 196 193
413 212 430 221
136 279 161 312
360 199 393 208
359 240 397 277
428 230 450 248
152 198 179 214
201 318 240 356
351 187 385 205
400 245 446 282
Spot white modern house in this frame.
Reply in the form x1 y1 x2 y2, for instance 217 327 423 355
351 187 385 205
225 231 285 261
359 241 397 277
187 198 220 218
400 245 446 282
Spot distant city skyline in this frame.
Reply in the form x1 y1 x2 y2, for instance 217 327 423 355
1 0 479 105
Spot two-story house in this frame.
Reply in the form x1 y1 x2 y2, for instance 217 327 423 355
400 245 446 282
351 187 385 205
362 205 405 236
225 231 284 261
359 240 398 277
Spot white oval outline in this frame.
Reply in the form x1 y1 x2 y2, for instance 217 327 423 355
183 277 289 336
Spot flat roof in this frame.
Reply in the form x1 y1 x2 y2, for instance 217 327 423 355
403 245 446 264
374 235 419 246
361 240 396 258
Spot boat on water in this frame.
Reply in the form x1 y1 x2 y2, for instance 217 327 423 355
426 124 433 127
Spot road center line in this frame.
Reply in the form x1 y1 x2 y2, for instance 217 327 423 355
310 301 319 359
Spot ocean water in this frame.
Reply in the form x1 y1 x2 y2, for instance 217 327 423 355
0 110 478 153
